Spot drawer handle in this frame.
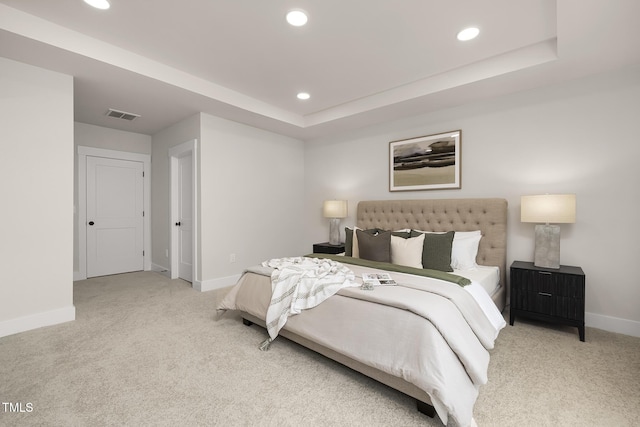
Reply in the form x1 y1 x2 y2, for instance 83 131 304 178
538 292 552 297
539 271 552 275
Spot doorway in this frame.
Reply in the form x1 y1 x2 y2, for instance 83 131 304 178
86 156 143 277
77 146 151 280
169 139 198 284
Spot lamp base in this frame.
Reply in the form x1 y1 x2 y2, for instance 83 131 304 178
328 218 341 245
534 224 561 269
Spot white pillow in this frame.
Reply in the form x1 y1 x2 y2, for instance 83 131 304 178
391 233 425 268
453 230 481 240
451 233 482 270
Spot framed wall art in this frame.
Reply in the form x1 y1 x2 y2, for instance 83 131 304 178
389 130 461 192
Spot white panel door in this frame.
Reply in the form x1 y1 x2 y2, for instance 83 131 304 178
177 154 193 282
87 156 144 278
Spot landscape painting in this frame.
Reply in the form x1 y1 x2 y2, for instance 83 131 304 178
389 130 461 191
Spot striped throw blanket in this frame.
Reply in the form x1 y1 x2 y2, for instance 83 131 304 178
261 257 356 346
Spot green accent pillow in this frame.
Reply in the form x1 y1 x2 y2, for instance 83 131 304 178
345 227 353 256
356 229 391 262
410 230 454 272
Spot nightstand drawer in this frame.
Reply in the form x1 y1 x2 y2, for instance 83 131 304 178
515 269 585 298
510 261 586 341
520 291 584 320
511 269 585 319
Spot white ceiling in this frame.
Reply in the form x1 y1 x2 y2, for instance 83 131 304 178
1 0 639 140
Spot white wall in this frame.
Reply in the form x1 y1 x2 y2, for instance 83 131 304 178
198 114 305 290
73 123 152 276
304 66 640 336
75 122 152 155
0 57 75 337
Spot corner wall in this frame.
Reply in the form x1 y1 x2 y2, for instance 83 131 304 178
150 114 201 274
0 57 75 337
151 113 305 291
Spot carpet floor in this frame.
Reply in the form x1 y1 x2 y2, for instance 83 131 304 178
0 271 638 426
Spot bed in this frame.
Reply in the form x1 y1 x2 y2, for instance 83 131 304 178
217 198 507 427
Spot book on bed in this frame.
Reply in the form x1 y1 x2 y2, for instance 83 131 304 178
361 272 397 288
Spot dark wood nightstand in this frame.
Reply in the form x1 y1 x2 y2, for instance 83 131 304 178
510 261 586 341
313 242 345 255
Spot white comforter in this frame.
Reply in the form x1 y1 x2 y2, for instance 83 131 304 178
218 258 505 427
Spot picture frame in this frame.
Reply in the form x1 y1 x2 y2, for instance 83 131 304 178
389 130 461 192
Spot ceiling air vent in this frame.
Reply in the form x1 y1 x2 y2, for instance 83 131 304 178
106 108 140 121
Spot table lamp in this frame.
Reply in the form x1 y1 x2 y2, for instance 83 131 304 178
521 194 576 269
323 200 347 245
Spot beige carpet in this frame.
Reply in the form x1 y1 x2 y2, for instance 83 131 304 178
1 271 638 426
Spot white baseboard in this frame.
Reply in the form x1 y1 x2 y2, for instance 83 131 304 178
194 274 241 292
74 266 158 282
0 305 76 338
151 263 170 275
586 312 640 338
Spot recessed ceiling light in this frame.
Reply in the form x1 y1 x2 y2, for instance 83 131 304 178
84 0 110 10
286 10 308 27
457 27 479 41
297 92 310 100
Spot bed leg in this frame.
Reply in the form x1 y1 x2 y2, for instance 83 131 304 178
242 318 253 326
416 400 435 418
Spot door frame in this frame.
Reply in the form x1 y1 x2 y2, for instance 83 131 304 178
169 139 198 284
77 146 151 280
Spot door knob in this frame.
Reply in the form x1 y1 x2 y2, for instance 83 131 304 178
175 221 181 226
88 221 95 226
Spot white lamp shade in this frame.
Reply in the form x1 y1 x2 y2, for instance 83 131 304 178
521 194 576 224
323 200 347 218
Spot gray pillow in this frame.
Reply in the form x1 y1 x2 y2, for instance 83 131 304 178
410 230 454 272
356 229 391 262
345 227 353 256
345 228 371 256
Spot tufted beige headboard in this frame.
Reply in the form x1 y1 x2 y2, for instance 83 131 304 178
357 198 508 310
